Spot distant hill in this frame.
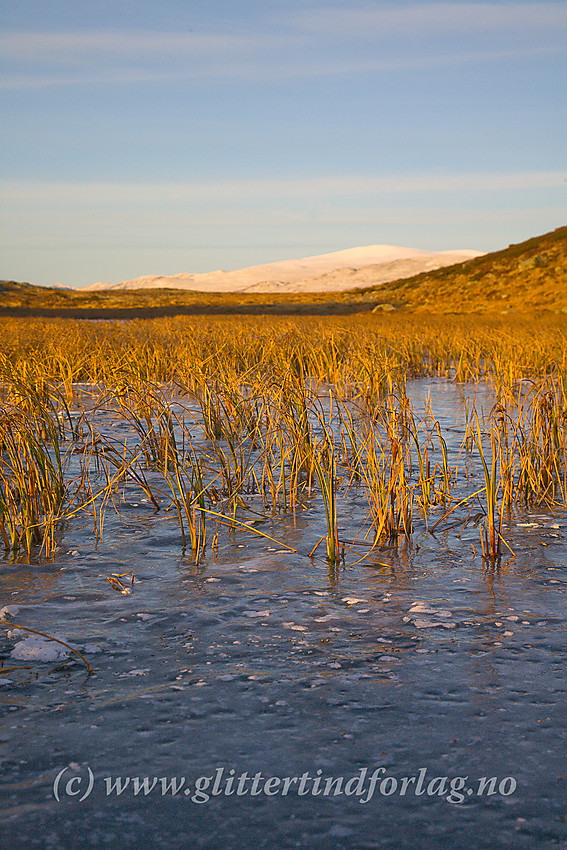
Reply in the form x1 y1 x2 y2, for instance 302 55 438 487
85 244 483 293
356 226 567 313
1 227 565 316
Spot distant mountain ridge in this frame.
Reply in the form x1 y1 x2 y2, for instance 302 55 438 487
1 226 565 315
85 244 484 293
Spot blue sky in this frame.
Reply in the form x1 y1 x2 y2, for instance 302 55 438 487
1 1 566 287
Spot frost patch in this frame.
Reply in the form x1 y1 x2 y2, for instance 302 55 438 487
82 644 103 654
119 668 151 677
11 635 71 662
413 619 456 630
409 603 437 614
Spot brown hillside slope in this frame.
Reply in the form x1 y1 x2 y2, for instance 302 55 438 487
359 226 567 313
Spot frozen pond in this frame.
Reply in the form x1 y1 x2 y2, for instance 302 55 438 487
0 379 565 848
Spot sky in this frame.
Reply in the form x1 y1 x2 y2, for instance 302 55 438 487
1 0 566 288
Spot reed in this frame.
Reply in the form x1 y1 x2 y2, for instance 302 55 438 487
474 418 505 560
0 401 69 555
308 395 342 563
1 314 565 391
0 311 565 568
354 394 414 544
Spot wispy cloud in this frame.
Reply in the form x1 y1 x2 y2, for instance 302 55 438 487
2 171 564 207
2 43 564 90
0 30 259 62
0 28 295 89
293 2 567 37
2 2 566 90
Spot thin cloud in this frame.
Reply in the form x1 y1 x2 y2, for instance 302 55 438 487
1 42 564 90
0 30 261 62
293 2 567 37
2 171 564 207
0 70 203 90
2 2 566 90
0 28 292 88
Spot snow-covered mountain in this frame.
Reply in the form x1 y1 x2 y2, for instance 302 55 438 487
86 244 484 293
